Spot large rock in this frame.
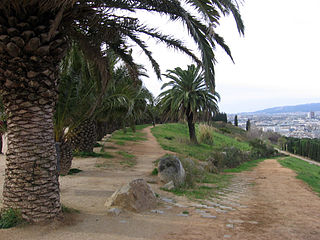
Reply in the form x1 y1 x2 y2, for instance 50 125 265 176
158 155 185 187
105 179 157 212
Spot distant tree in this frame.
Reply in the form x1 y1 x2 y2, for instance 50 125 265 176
246 119 251 131
234 115 238 126
212 112 227 123
158 64 220 144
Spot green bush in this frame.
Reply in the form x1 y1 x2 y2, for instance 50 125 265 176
0 208 23 229
249 139 276 158
151 168 158 175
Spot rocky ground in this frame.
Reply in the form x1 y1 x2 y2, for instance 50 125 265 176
0 126 320 239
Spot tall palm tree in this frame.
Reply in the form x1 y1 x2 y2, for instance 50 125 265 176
0 1 244 222
158 64 220 144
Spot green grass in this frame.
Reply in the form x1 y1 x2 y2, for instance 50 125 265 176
117 151 135 159
278 157 320 196
67 168 83 175
104 146 118 150
163 173 233 200
61 205 80 214
152 123 251 160
223 158 267 173
0 208 23 229
111 125 150 143
73 151 114 159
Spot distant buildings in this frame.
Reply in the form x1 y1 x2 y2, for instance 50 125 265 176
229 112 320 139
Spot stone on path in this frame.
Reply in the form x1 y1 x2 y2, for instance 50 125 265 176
105 178 157 212
158 155 185 188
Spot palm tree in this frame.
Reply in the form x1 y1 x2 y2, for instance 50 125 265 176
0 1 244 222
158 64 220 144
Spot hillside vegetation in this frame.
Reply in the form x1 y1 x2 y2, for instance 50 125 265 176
152 122 251 161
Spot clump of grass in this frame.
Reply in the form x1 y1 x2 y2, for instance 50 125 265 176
120 159 137 167
0 208 23 229
67 168 82 175
182 211 189 215
61 205 80 214
94 143 103 148
100 145 105 153
198 123 214 145
73 151 114 159
104 146 117 150
114 141 125 146
278 157 320 196
151 168 158 176
117 151 135 159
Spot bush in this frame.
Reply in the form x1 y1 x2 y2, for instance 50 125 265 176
198 124 214 145
0 208 23 229
207 147 250 170
249 139 276 158
180 157 205 188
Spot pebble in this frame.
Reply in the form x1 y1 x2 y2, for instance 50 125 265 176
151 209 164 214
200 213 216 219
177 213 189 217
226 224 234 228
161 197 174 204
224 235 232 238
228 219 244 224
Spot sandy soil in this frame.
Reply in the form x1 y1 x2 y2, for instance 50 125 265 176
1 126 320 239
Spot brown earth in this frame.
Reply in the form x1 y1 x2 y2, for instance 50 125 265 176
0 126 320 240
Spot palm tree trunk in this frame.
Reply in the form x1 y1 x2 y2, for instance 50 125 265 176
0 12 68 222
72 119 97 152
58 139 73 176
2 102 62 222
187 111 198 144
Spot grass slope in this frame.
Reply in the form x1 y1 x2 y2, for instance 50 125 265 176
152 123 250 160
278 157 320 196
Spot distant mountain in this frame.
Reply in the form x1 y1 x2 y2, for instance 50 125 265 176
250 103 320 114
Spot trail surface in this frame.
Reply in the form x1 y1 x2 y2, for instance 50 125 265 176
1 127 320 239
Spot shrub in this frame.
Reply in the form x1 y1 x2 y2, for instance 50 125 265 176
249 139 276 158
208 147 250 170
0 208 23 229
151 168 158 175
180 157 205 188
198 124 214 145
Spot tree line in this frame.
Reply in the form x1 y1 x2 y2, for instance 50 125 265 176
281 137 320 162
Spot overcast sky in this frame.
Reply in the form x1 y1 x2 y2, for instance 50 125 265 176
132 0 320 113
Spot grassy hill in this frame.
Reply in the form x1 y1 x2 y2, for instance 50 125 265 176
152 122 251 161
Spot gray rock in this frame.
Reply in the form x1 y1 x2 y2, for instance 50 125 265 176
158 155 185 187
105 179 157 212
107 207 122 216
151 209 164 214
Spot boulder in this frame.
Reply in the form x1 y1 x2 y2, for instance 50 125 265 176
105 179 157 212
158 155 185 187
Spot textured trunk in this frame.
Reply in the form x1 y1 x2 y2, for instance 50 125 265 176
58 139 73 176
187 111 198 144
72 119 97 152
96 121 107 141
0 11 68 222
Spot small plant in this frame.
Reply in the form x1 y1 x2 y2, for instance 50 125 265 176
198 124 214 145
151 167 158 175
182 211 189 215
61 205 80 214
94 143 103 148
100 145 105 153
68 168 82 175
0 208 23 229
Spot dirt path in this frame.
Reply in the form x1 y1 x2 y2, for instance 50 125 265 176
1 127 320 239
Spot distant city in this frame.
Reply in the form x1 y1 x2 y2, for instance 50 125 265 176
228 103 320 139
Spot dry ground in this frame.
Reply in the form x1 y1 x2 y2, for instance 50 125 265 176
0 126 320 240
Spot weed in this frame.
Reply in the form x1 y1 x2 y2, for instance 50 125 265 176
61 205 80 214
182 211 189 215
0 208 23 229
117 151 135 159
67 168 82 175
94 143 103 148
151 168 158 176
